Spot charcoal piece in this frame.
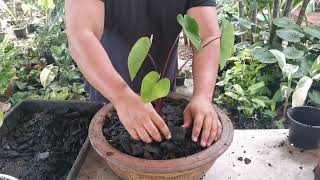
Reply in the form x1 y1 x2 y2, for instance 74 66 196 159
119 138 132 154
7 150 19 158
160 141 177 152
64 111 80 118
144 143 161 156
171 127 186 142
130 143 144 156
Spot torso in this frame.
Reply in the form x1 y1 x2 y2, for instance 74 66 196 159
86 0 190 101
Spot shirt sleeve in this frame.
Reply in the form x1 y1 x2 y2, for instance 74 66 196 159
188 0 216 8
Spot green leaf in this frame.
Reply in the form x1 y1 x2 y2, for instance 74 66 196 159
252 98 267 107
220 20 235 69
310 56 320 78
269 49 286 69
0 110 3 127
248 82 265 95
141 71 170 103
177 14 201 51
273 89 285 102
273 17 298 29
292 67 308 79
276 28 304 42
283 64 299 79
232 84 244 95
311 44 320 50
224 91 239 100
303 26 320 39
309 90 320 104
283 46 304 59
40 64 59 88
253 48 277 64
128 36 153 80
292 76 313 107
274 119 285 129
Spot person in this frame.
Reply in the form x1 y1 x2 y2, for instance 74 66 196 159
65 0 222 148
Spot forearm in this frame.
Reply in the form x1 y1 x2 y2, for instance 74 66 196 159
68 31 134 104
192 39 220 101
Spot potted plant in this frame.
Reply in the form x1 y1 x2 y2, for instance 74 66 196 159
89 14 234 180
269 51 320 149
21 0 39 33
0 0 28 39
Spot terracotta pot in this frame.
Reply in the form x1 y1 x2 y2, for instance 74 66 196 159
89 93 234 180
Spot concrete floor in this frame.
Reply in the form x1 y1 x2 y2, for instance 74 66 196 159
77 129 319 180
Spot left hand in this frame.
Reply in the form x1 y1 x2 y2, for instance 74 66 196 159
182 95 222 147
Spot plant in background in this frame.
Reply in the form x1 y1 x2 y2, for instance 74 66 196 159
215 48 276 124
0 0 29 28
128 14 202 111
269 50 320 127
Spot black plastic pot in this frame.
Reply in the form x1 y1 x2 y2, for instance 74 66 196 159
287 106 320 150
0 100 104 180
27 24 38 33
13 27 27 39
0 31 5 42
176 73 186 87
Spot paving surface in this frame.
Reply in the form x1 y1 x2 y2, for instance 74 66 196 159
77 129 319 180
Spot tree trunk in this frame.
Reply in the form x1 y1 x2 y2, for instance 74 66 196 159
269 0 281 44
283 0 294 17
239 0 245 42
296 0 311 26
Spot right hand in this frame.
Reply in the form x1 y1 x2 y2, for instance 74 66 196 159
113 93 171 143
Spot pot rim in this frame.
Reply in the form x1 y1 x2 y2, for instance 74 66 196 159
89 93 234 174
287 106 320 129
0 174 18 180
13 26 27 31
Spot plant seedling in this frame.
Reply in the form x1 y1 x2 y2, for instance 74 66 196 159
127 14 203 109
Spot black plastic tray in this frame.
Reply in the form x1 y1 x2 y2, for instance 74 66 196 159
0 100 104 180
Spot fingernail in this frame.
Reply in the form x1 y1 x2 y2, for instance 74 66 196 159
207 143 211 147
214 137 218 141
192 136 197 142
201 141 206 147
167 134 172 139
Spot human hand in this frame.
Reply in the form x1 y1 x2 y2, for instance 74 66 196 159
113 93 171 143
182 95 222 147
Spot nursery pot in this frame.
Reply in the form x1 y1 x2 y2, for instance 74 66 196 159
0 32 5 42
13 27 27 39
89 93 234 180
176 73 186 87
287 106 320 150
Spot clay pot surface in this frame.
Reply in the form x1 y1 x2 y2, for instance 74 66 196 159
89 93 234 180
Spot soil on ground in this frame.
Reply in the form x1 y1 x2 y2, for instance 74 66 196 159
103 98 206 160
0 107 92 180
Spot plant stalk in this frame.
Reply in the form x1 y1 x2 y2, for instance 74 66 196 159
239 0 245 42
283 0 294 17
147 54 158 72
296 0 311 26
269 0 281 45
161 34 180 79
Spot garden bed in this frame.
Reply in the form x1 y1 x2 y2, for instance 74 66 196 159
0 100 103 180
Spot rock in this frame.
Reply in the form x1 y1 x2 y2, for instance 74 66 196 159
36 152 50 161
244 158 251 164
